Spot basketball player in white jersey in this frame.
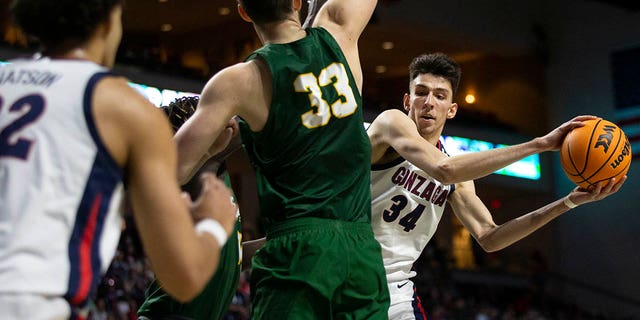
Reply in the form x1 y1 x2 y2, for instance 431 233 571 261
367 52 626 319
0 1 237 319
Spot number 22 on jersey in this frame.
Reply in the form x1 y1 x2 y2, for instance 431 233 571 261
0 94 45 160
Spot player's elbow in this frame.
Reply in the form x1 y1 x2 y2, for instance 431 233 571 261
171 287 201 303
433 161 457 185
477 241 500 253
475 234 505 253
164 273 207 302
176 165 194 185
398 144 456 184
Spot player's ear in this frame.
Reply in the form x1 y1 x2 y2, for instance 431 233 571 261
293 0 303 11
105 4 123 31
447 102 458 119
237 3 252 22
403 93 410 112
96 8 114 38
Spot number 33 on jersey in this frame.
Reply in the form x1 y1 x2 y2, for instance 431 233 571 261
295 62 358 129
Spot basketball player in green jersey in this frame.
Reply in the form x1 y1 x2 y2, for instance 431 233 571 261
174 0 388 318
138 96 244 320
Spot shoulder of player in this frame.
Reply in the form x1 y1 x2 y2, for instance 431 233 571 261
204 62 264 97
94 76 158 113
93 76 168 130
91 76 173 167
370 110 405 163
371 109 411 134
379 108 409 121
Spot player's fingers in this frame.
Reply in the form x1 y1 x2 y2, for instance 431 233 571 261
588 181 605 197
566 121 587 130
199 172 220 192
228 117 239 129
574 115 599 120
564 116 598 130
219 126 235 143
611 175 627 193
572 115 599 122
602 178 616 193
180 192 193 207
225 126 235 138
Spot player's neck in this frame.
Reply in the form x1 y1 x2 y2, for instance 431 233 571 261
422 132 442 147
48 40 105 66
257 19 306 45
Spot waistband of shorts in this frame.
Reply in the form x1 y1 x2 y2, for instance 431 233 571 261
265 217 373 239
138 315 194 320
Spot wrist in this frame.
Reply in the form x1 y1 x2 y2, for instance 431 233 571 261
532 137 549 152
195 218 229 247
563 196 578 209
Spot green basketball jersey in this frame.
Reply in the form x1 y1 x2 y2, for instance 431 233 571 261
137 174 241 320
239 27 372 228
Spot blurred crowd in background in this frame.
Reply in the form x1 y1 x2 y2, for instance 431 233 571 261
84 217 629 320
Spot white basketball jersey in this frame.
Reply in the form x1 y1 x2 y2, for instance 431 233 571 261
0 58 124 314
371 141 454 283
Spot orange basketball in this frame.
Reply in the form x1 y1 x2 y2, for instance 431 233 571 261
560 118 632 189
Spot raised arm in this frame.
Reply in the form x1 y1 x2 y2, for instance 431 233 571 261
449 176 626 252
369 110 597 184
96 78 237 302
313 0 377 42
174 65 251 184
313 0 378 92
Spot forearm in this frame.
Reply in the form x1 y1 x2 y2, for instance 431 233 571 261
138 219 223 302
177 154 209 185
175 113 232 183
209 132 243 164
485 175 629 249
478 197 570 252
453 115 597 184
176 138 210 184
438 138 545 184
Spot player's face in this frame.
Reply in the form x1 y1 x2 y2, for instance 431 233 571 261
103 5 123 68
404 73 457 139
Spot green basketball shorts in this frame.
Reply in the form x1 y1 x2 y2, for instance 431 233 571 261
250 217 390 319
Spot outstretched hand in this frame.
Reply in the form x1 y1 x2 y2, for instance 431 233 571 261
567 175 627 207
539 115 598 151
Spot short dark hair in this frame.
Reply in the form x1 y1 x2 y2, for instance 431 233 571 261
160 96 199 133
10 0 122 49
409 53 462 96
238 0 293 25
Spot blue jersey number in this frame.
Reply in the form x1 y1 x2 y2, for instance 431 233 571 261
382 194 425 232
0 94 46 160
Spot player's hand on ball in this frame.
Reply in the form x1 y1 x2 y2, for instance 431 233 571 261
567 175 627 207
539 115 598 151
560 118 631 189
